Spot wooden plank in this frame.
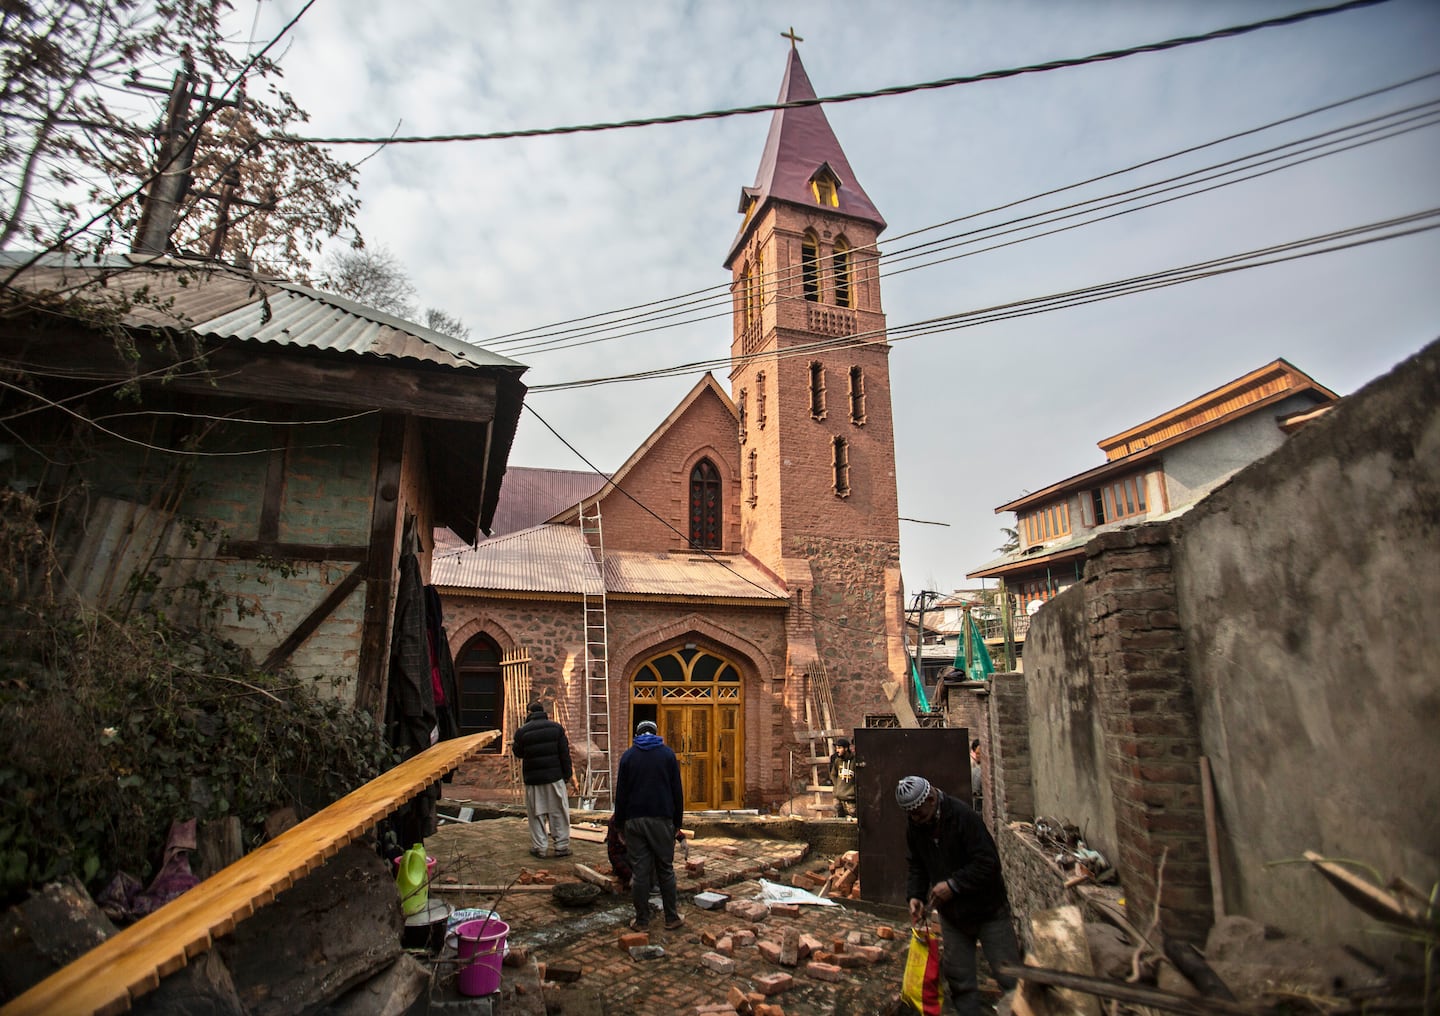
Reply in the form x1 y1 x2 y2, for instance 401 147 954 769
353 413 405 719
431 883 569 893
569 828 606 843
997 963 1267 1016
1199 756 1225 919
1302 851 1430 929
2 731 499 1016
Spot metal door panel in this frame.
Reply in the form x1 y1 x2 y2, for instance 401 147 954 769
854 727 972 906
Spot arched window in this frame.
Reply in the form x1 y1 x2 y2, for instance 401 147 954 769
751 248 764 323
833 238 852 308
832 436 851 497
755 371 767 428
689 459 722 549
747 449 758 505
455 633 504 751
810 168 840 207
738 262 753 322
738 389 748 444
801 233 820 302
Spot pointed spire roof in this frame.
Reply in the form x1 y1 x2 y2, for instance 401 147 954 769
727 47 886 264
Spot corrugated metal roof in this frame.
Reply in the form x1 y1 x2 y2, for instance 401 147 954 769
491 467 609 536
431 524 786 602
432 524 602 594
0 253 523 372
605 550 786 600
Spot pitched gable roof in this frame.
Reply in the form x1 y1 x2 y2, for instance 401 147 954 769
726 48 885 265
548 373 737 525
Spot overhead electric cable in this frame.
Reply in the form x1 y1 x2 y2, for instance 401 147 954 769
278 0 1390 146
494 101 1440 358
526 209 1440 391
479 69 1440 355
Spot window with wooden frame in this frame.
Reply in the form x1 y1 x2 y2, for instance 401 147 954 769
832 237 853 308
801 232 820 302
738 389 748 444
832 436 851 497
1092 474 1148 524
1021 501 1071 545
810 168 840 207
848 366 866 425
456 633 506 751
809 361 827 419
738 261 753 322
747 449 758 505
755 372 767 428
689 458 722 549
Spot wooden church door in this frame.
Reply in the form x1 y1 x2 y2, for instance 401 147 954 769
632 646 745 812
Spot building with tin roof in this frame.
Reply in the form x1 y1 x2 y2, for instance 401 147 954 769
432 47 916 812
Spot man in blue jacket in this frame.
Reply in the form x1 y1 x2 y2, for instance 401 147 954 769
897 775 1018 1015
614 719 685 931
512 701 575 858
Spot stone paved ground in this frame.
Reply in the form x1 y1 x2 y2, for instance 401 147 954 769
420 806 918 1016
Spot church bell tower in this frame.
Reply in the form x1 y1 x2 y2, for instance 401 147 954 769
725 41 909 724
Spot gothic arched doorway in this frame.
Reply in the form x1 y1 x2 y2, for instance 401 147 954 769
630 645 744 810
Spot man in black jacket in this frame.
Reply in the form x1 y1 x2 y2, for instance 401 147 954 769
897 775 1018 1015
613 720 685 931
512 702 575 858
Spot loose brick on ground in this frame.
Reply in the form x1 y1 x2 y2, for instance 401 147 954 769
619 932 649 951
805 961 844 982
700 952 736 974
769 903 800 919
753 972 794 995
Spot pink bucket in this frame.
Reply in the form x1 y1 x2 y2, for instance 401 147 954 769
455 917 509 997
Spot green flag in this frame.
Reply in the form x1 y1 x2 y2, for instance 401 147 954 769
966 612 995 681
910 658 931 713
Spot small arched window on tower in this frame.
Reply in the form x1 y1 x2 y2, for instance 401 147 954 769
833 238 853 308
747 449 758 506
689 459 722 549
809 361 827 420
801 232 820 302
738 389 748 444
849 366 866 425
755 371 767 428
810 166 840 208
832 436 851 498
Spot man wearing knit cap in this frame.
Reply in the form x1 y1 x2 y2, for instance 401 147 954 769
896 775 1018 1014
614 719 685 931
512 701 576 858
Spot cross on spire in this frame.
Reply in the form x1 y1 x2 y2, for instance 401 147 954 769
781 27 803 50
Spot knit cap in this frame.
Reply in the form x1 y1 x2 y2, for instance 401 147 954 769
895 775 932 811
636 720 658 736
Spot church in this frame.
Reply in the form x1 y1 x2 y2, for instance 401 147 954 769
433 45 914 811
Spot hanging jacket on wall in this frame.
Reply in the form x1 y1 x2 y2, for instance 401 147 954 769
385 552 438 843
423 584 461 742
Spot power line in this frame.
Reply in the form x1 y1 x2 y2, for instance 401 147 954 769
276 0 1391 147
477 68 1440 357
493 97 1440 358
526 209 1440 392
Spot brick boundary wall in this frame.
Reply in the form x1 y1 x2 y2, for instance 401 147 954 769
1085 523 1212 943
988 672 1033 825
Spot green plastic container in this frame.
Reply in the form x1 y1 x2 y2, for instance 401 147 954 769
396 842 428 917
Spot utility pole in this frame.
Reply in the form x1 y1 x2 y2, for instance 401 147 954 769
1000 578 1016 672
129 66 239 257
912 589 937 708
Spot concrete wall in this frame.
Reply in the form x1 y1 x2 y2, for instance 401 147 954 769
1172 340 1440 953
1022 585 1117 860
998 340 1440 962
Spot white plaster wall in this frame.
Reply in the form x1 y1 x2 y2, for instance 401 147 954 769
1161 394 1318 509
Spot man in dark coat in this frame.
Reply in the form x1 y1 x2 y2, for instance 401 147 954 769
613 719 685 931
512 702 575 858
897 775 1019 1015
827 737 857 818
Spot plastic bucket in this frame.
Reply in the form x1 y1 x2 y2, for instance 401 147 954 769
455 917 509 997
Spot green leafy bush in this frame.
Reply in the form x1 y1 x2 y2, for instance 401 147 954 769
0 603 398 904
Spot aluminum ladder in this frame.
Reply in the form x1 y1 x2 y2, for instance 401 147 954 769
579 498 612 808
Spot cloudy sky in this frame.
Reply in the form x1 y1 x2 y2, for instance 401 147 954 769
242 0 1440 594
